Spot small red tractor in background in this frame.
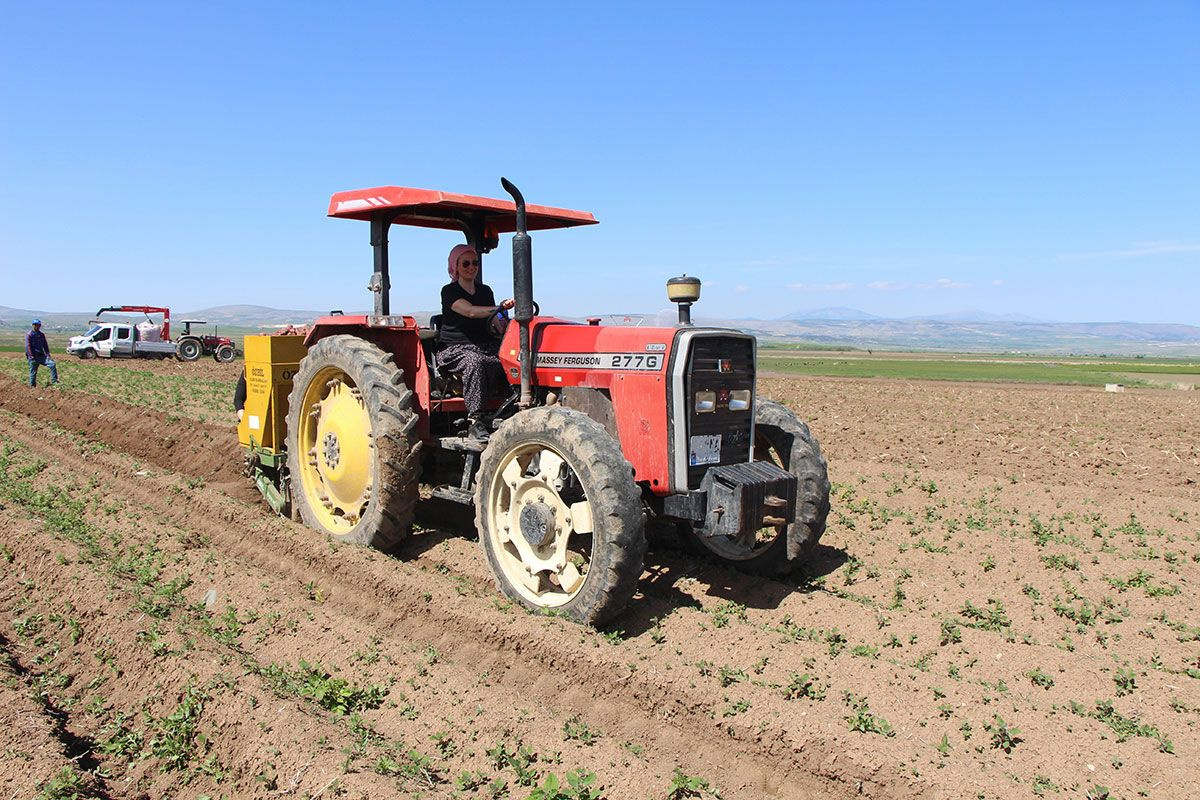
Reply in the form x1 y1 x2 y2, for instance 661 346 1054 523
176 319 238 362
238 179 830 625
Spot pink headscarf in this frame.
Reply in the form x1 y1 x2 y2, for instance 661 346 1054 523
447 244 477 281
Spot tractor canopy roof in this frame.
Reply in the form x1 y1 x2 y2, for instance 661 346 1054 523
327 186 597 233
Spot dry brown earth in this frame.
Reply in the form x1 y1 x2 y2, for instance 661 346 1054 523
1 365 1198 799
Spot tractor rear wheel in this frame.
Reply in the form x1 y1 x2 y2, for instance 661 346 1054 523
475 407 646 625
177 338 201 361
683 398 830 577
214 344 236 362
286 335 421 550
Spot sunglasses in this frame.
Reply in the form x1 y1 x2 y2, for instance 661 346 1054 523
459 259 480 267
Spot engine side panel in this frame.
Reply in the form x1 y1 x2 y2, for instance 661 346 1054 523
498 320 678 493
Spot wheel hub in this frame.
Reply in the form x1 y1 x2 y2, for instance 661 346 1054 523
322 432 341 470
519 501 557 548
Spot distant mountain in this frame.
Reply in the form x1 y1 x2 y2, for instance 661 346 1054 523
7 304 1199 355
779 308 1052 324
0 306 95 331
780 307 882 321
696 316 1200 356
0 304 326 331
910 310 1051 323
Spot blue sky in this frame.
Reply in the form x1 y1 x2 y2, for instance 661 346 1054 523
2 1 1197 324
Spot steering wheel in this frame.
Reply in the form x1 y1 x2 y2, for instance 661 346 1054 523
487 308 510 339
487 301 540 339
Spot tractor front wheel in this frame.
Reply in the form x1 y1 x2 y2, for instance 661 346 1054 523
286 335 421 550
214 344 236 362
177 338 201 361
683 398 830 577
475 407 646 625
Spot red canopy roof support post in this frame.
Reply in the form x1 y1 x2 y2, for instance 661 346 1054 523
369 213 396 316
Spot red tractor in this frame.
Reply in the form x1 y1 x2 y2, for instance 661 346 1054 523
240 179 829 625
176 319 238 362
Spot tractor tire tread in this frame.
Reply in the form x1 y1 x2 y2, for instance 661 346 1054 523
682 398 830 578
753 398 831 566
476 407 646 626
286 335 421 551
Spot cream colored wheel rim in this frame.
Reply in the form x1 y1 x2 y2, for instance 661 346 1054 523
486 441 596 607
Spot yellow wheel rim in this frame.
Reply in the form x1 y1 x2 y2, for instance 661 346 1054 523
486 442 595 608
297 366 373 534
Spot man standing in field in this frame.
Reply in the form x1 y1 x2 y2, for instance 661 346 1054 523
26 319 59 387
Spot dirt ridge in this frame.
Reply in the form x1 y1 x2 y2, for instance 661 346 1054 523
2 411 924 799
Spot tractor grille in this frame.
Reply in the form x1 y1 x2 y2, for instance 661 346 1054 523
683 335 755 489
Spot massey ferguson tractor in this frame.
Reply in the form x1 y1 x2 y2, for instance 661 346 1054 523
238 179 830 625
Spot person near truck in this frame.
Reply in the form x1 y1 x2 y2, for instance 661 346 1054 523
439 244 515 441
26 319 59 387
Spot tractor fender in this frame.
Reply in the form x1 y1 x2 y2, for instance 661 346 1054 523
556 387 618 442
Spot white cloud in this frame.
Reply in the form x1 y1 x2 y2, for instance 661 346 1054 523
992 279 1004 286
868 278 968 290
734 284 748 293
787 282 855 291
925 277 969 289
1056 240 1200 260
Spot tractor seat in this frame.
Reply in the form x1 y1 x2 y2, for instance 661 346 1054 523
421 315 463 400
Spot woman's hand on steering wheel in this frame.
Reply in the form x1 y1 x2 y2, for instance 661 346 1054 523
487 306 510 339
486 300 539 338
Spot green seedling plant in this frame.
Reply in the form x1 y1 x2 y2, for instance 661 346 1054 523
525 770 604 800
783 672 826 701
984 715 1022 753
666 768 721 799
842 692 895 737
1026 668 1055 689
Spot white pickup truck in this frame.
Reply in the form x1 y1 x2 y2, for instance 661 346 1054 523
67 322 178 359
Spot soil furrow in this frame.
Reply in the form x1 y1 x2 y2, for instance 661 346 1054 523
1 412 916 799
4 363 1198 799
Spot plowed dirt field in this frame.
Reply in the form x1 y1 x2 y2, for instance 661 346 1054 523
2 354 1198 799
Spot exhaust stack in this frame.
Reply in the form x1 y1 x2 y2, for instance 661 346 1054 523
501 177 535 409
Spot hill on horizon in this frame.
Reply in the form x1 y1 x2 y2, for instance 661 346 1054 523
4 304 1199 356
781 307 1051 324
780 307 882 321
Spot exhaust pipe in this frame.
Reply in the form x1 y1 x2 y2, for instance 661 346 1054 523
501 177 535 409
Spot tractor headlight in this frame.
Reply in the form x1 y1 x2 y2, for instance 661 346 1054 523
728 389 752 411
694 391 716 413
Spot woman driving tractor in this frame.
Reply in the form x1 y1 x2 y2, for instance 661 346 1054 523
438 243 515 441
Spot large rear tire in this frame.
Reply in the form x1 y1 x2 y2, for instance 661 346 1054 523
177 338 201 361
475 407 646 625
286 335 421 550
683 398 830 577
